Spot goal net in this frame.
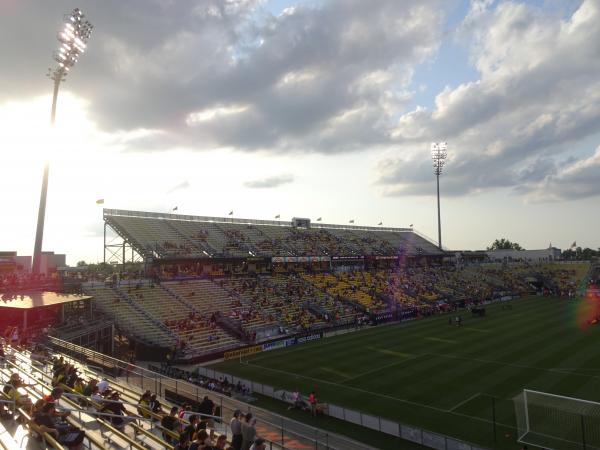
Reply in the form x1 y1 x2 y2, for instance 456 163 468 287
515 389 600 450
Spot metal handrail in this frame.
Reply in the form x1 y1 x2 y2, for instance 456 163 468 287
2 354 147 450
46 336 373 450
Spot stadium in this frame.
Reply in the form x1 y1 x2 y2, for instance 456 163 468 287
1 205 597 450
2 2 600 450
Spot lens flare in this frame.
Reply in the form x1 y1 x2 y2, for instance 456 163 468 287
576 284 600 331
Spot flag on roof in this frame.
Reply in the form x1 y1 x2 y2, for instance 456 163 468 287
95 199 104 204
172 206 178 211
316 217 322 221
349 220 354 224
410 224 413 227
229 211 234 216
571 241 577 248
378 222 382 225
275 214 280 219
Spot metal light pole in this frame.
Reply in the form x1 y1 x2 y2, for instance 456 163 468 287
32 8 93 275
431 142 447 250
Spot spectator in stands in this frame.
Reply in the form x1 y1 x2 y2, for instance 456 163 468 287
211 434 228 450
43 387 71 420
97 377 109 394
241 413 257 450
99 391 133 430
161 406 181 444
181 414 201 442
73 378 85 395
82 379 97 397
198 395 215 424
189 429 211 450
137 391 152 418
174 431 191 450
230 409 243 450
150 393 163 415
90 386 103 405
179 402 194 420
34 402 85 450
250 438 266 450
4 373 34 413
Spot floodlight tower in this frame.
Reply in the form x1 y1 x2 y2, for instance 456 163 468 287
431 142 447 250
32 9 93 275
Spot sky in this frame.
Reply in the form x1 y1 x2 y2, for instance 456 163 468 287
0 0 599 265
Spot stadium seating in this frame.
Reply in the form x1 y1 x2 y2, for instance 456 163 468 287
103 210 443 259
0 341 234 450
86 283 240 356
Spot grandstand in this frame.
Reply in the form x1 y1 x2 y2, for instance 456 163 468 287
102 209 443 260
87 209 592 364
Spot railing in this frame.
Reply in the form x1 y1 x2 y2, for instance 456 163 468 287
197 365 490 450
45 336 374 450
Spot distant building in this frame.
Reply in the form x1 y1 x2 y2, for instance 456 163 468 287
0 251 66 275
486 247 561 263
0 251 31 273
39 252 67 275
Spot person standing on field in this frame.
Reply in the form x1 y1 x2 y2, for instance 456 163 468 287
309 391 317 416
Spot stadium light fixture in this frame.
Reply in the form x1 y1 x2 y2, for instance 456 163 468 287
32 8 93 275
431 142 447 250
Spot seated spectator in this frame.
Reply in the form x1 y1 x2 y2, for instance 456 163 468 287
174 432 191 450
213 434 228 450
3 373 34 413
189 429 211 450
82 379 97 397
149 393 163 415
137 391 152 418
161 406 180 444
43 387 71 421
181 414 200 442
97 377 109 395
33 402 85 450
250 438 266 450
99 391 134 430
90 386 103 405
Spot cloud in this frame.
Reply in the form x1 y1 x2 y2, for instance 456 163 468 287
243 174 294 188
0 0 443 155
166 180 191 194
525 146 600 203
377 0 600 201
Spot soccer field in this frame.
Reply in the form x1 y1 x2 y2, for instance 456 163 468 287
210 296 600 449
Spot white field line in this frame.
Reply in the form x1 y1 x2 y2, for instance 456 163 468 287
449 392 482 412
243 359 518 429
426 352 600 379
341 354 426 383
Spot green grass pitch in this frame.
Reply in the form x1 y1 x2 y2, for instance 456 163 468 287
209 296 600 449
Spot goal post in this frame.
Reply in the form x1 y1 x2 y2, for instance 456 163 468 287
514 389 600 450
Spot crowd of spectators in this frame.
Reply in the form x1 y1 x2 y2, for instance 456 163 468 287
1 338 269 450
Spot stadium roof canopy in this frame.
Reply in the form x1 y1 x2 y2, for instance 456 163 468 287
103 208 444 261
